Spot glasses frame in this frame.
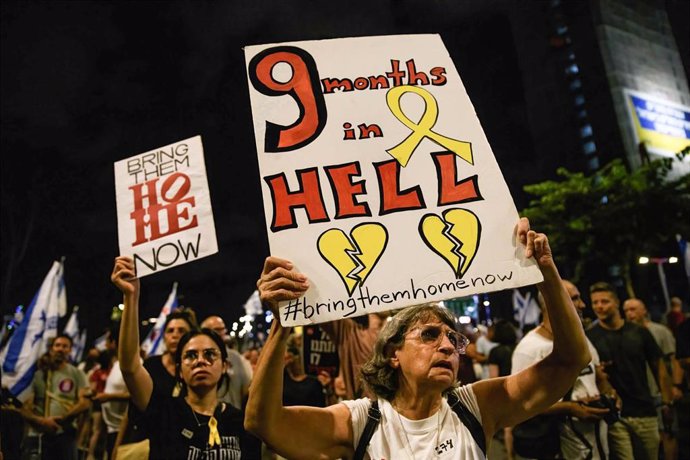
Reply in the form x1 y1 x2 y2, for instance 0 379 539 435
181 348 222 365
405 325 469 353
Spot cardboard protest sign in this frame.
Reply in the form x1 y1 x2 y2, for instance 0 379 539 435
114 136 218 277
245 34 543 326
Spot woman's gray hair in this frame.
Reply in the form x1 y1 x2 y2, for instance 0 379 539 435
360 303 459 401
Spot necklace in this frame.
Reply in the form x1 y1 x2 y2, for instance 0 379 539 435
393 401 445 459
189 401 222 447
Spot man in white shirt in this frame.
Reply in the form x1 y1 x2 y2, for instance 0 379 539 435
93 329 130 458
511 280 613 460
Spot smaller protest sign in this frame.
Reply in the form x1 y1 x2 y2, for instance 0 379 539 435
114 136 218 277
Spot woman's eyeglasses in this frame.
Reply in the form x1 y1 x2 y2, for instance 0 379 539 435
406 325 469 353
181 348 221 365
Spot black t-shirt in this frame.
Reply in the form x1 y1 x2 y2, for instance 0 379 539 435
141 385 261 460
676 319 690 360
126 355 180 443
587 321 663 417
145 355 178 397
488 344 514 377
282 372 326 408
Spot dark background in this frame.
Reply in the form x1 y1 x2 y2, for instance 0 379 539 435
2 0 689 340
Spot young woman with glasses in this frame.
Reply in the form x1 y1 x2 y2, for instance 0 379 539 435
111 256 260 459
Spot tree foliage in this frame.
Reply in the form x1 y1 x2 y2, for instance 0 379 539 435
522 149 690 296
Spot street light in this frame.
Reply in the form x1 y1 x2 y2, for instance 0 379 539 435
638 256 676 308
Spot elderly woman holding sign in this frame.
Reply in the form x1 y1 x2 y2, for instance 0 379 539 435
245 218 590 459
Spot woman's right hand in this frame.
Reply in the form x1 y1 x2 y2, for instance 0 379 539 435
256 256 309 316
111 256 139 297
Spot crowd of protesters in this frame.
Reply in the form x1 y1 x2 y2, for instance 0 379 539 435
1 222 689 459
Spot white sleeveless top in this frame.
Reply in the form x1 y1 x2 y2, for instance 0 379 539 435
342 384 486 459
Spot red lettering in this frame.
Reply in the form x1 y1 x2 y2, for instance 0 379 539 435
324 163 371 219
386 60 405 87
321 78 354 93
432 152 482 206
129 173 199 246
430 67 447 86
265 168 329 232
406 59 430 85
248 47 327 151
374 160 426 215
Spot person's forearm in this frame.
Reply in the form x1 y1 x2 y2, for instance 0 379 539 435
658 359 673 402
19 406 43 425
538 265 589 367
245 321 292 436
62 398 91 422
541 401 578 416
118 291 141 375
106 392 131 401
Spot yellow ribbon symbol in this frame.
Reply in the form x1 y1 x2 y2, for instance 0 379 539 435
386 85 473 168
208 415 221 447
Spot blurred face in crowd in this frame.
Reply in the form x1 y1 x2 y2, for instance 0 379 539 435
563 280 585 320
591 291 620 324
50 337 72 364
623 298 647 325
164 319 191 355
179 334 225 390
201 316 229 342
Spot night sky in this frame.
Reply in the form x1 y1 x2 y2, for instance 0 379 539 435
2 1 688 341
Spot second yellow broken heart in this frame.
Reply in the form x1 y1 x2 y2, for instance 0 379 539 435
419 208 481 278
317 223 389 296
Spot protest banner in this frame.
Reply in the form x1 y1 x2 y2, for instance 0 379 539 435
114 136 218 277
245 34 543 326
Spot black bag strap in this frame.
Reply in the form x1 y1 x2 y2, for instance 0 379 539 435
447 391 487 457
354 400 380 460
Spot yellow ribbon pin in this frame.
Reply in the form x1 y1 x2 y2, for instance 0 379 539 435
386 85 473 167
208 415 221 447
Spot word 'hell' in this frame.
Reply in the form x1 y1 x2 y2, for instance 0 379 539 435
264 152 482 232
129 172 198 245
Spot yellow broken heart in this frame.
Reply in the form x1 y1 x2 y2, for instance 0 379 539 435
419 208 481 278
317 223 388 296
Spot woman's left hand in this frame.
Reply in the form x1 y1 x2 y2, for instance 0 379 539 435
516 218 553 268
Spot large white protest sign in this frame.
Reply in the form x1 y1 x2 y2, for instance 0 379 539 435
114 136 218 277
245 35 543 326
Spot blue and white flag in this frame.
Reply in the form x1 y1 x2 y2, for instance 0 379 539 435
0 260 66 401
512 289 540 329
141 282 179 357
94 331 109 351
62 307 80 363
73 330 87 363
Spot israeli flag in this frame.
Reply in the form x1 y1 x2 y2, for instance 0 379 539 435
73 330 87 363
0 260 66 401
94 331 109 351
141 282 178 357
512 289 540 329
63 307 81 363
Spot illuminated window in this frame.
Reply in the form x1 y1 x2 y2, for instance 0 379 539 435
574 95 585 106
565 64 580 75
569 79 582 91
580 124 593 138
583 141 596 155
